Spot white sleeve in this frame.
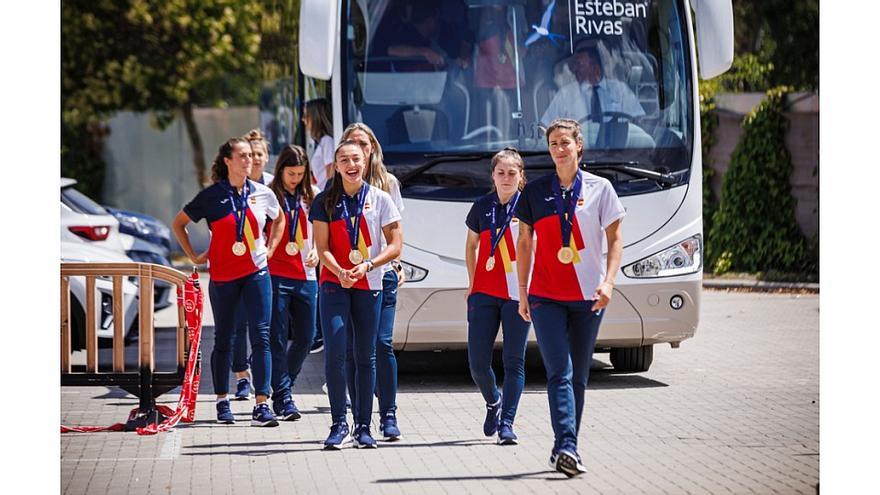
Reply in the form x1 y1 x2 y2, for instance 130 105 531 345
599 180 626 230
389 175 405 213
265 189 281 220
379 191 402 228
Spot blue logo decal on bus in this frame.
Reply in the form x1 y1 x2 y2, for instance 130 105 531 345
525 0 566 47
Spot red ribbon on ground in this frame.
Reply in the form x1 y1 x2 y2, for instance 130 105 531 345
61 271 205 435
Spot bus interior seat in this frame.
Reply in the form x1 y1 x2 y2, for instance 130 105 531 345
385 106 450 145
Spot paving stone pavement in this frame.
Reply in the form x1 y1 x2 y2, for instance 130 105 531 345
61 290 819 494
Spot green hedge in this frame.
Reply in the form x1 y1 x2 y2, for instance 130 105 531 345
706 87 811 275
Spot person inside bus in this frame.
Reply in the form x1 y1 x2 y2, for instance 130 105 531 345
380 0 469 71
471 5 527 137
540 43 645 132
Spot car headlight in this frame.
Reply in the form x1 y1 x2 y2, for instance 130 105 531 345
623 235 702 278
400 260 428 283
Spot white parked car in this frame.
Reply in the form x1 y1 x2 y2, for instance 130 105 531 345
61 178 174 310
61 240 139 349
60 178 127 254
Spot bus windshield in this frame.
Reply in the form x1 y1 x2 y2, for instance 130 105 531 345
343 0 693 178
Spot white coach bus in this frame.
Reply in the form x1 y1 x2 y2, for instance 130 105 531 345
297 0 733 371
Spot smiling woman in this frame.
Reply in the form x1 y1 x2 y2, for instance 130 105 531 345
309 139 403 449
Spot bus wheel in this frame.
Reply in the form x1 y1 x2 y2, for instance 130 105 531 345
610 345 653 372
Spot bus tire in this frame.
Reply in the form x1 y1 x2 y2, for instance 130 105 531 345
610 345 653 372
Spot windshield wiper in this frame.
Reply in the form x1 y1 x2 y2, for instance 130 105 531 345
401 151 550 186
583 161 678 187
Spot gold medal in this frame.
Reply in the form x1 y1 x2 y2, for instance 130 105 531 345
557 246 575 264
348 250 364 264
285 242 298 256
232 241 247 256
485 257 496 272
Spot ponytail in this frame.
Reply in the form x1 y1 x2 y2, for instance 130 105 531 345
210 137 250 183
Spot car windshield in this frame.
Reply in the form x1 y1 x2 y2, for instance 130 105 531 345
61 186 109 215
343 0 693 176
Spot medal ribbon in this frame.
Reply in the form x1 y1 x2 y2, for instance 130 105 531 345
339 184 368 253
283 191 301 246
488 191 520 258
222 180 250 243
552 172 582 249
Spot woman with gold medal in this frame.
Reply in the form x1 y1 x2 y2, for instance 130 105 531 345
310 140 402 449
172 137 284 427
464 148 530 446
265 145 321 421
514 119 626 477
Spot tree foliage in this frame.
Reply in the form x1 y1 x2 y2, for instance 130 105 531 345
61 0 264 187
706 87 810 275
731 0 818 91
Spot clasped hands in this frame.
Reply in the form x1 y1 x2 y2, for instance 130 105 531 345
338 263 369 288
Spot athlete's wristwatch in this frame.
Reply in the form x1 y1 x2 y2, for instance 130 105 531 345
365 259 375 272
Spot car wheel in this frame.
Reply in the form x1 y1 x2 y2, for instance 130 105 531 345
609 345 653 372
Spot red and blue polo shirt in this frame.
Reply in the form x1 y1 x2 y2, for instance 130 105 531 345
309 184 401 291
183 179 280 282
266 187 319 281
466 191 523 301
515 170 626 302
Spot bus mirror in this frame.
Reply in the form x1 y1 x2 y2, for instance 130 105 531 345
299 0 338 79
690 0 734 79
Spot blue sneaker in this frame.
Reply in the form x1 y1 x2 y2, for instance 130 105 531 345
324 422 350 450
497 421 518 445
352 424 378 449
251 403 279 427
379 412 401 441
273 397 302 421
555 449 587 478
216 400 235 424
234 378 251 400
483 395 502 437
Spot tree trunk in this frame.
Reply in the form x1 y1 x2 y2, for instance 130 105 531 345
181 102 207 189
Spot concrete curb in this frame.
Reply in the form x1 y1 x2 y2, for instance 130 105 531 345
703 278 819 293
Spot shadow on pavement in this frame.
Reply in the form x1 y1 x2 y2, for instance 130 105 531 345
114 327 667 400
374 470 564 483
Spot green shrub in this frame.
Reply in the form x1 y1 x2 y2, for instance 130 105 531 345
706 86 809 275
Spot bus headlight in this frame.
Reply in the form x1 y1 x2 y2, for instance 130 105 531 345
622 235 702 278
400 260 428 283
